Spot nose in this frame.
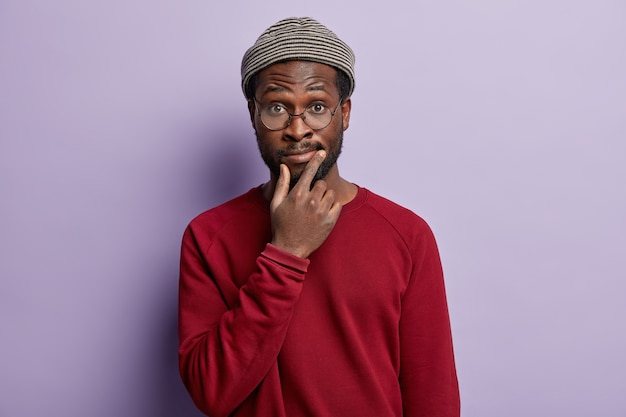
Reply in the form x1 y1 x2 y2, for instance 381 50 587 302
283 113 313 142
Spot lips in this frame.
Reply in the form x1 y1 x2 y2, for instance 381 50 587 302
280 145 322 164
282 149 317 164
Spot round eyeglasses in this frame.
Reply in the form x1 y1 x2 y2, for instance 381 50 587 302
253 97 343 131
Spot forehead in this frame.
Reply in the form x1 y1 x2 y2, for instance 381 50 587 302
255 61 338 97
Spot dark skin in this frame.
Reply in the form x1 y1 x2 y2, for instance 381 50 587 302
248 61 358 259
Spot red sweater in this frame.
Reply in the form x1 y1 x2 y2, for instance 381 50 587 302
179 186 459 417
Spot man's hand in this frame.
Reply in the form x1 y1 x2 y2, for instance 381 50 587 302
270 150 342 259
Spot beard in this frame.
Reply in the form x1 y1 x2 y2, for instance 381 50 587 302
256 129 344 190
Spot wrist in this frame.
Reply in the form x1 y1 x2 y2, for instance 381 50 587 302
270 239 309 259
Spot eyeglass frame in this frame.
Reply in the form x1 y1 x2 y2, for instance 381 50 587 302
252 96 344 131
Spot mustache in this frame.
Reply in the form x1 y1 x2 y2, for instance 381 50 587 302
277 142 324 157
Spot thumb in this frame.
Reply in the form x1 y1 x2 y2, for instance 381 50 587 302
270 164 290 211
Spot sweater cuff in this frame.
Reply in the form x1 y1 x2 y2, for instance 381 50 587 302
261 243 310 275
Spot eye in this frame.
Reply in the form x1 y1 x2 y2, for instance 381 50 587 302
308 103 328 114
267 104 287 115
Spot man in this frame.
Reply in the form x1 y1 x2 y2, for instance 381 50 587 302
178 17 460 417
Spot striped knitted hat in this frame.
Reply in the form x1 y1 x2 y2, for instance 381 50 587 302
241 17 355 98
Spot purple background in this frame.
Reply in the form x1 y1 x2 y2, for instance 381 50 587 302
1 1 625 416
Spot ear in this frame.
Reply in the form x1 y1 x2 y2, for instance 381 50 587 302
340 97 352 131
247 99 256 127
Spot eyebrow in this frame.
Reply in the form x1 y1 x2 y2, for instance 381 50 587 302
264 85 286 93
306 84 328 92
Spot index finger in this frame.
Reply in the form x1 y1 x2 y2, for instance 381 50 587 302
294 150 326 190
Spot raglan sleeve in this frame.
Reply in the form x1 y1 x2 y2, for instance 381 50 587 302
399 219 460 417
177 221 308 417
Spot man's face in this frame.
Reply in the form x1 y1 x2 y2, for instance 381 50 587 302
249 61 351 189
